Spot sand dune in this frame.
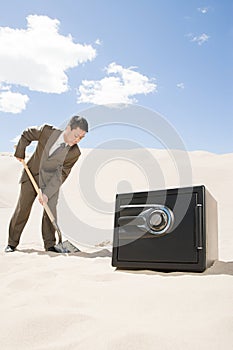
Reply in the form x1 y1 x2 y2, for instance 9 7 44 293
0 150 232 349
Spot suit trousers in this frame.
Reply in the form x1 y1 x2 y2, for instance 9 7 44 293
8 179 59 250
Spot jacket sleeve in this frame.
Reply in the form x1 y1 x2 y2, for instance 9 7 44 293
14 125 46 159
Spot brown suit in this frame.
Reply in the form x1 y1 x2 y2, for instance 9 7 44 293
8 124 81 249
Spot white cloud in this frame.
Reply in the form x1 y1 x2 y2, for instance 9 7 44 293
0 89 29 113
95 38 102 45
198 7 209 14
176 83 185 89
191 33 210 45
0 15 96 94
0 83 11 91
77 62 157 105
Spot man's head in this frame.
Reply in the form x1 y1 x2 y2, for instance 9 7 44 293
64 116 88 146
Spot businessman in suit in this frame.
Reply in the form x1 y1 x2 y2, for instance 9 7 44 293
5 115 88 253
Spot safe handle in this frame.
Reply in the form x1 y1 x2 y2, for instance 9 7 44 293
118 216 146 226
195 204 203 250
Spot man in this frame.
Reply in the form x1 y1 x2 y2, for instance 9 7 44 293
5 115 88 253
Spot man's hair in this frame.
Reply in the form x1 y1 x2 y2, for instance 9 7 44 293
68 116 89 132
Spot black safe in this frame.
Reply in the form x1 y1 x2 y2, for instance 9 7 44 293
112 185 218 272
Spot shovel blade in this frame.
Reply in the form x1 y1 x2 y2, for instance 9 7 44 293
54 240 80 253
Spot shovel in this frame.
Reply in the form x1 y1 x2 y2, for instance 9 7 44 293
21 159 80 253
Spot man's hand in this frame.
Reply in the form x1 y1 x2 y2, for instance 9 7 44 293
38 193 48 205
16 157 24 162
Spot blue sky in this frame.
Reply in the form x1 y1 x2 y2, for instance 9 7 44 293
0 0 232 153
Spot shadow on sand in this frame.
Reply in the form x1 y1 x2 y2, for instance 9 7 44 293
8 249 233 276
18 248 112 258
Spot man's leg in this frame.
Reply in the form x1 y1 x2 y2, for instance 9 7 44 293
41 192 59 250
8 180 37 248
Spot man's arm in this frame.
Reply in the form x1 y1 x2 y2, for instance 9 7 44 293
14 125 45 160
14 124 50 205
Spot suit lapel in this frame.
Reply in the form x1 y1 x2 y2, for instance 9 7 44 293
44 129 63 159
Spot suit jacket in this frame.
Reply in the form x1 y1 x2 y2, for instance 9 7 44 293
14 124 81 199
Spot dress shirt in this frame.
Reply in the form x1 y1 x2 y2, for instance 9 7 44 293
49 131 68 156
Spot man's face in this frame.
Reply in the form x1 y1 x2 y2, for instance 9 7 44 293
64 126 86 146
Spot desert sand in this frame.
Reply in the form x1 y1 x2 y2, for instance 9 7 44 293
0 149 232 350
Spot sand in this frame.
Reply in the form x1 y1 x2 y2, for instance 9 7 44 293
0 149 232 349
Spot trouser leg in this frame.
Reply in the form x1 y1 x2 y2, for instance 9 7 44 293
8 181 37 247
42 192 59 249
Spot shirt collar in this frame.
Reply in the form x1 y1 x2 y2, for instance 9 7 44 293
56 131 68 147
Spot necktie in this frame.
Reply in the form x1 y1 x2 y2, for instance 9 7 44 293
50 142 66 157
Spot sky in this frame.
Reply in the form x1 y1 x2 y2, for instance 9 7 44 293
0 0 232 154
